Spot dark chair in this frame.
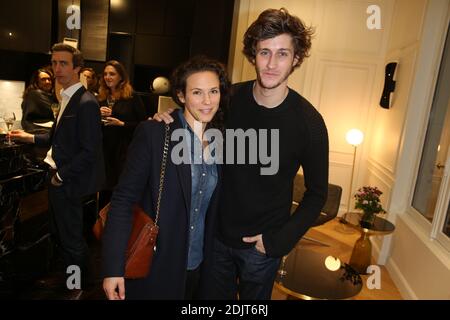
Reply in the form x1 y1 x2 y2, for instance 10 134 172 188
291 174 343 246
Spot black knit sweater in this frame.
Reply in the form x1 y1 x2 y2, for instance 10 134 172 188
217 81 329 257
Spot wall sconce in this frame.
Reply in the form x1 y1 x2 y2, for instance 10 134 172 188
379 62 397 109
63 37 78 49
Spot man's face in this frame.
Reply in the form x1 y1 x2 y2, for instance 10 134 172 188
51 51 80 89
254 33 299 90
82 70 94 86
37 72 52 92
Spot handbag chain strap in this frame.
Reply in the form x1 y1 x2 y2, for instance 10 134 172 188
154 124 170 225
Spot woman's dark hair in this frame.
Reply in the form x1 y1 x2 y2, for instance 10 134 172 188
98 60 134 101
23 68 54 99
171 55 230 132
243 8 314 69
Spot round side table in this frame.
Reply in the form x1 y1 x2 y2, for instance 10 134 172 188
275 247 362 299
344 212 395 274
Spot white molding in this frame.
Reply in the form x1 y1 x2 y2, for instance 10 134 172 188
386 42 420 62
385 256 417 300
367 157 394 177
367 157 396 181
310 58 377 125
329 161 352 169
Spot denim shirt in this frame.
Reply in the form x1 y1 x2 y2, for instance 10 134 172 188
178 111 218 270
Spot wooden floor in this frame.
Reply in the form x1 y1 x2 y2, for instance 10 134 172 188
271 218 403 300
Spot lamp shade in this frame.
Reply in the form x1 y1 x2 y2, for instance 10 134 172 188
346 129 364 146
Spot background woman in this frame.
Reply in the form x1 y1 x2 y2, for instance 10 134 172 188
102 56 230 299
97 60 147 209
21 67 57 133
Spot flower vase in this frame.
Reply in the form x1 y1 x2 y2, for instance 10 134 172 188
360 211 375 228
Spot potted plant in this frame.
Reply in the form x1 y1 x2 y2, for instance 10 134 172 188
354 186 386 228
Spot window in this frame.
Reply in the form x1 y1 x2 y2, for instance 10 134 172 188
412 24 450 247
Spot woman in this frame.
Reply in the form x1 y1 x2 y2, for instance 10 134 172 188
102 56 230 300
21 68 57 134
97 60 147 209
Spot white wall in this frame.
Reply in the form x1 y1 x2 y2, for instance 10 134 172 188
0 80 24 131
380 0 450 300
365 0 428 261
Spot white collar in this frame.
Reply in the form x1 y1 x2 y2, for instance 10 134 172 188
60 82 83 100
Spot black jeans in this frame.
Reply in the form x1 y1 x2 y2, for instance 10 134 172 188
185 265 201 300
207 237 281 300
48 184 89 285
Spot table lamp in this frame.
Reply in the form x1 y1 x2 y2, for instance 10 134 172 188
337 129 364 232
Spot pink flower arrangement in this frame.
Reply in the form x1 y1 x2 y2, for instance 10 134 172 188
354 186 386 215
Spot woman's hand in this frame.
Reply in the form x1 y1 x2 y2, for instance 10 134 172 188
104 117 124 126
100 106 112 117
103 277 126 300
148 108 175 124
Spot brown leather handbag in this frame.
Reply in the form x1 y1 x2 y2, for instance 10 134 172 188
93 124 170 279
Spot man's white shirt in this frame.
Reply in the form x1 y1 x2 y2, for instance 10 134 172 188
43 82 83 178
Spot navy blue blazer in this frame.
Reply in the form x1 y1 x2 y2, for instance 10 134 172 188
35 86 105 197
102 117 222 299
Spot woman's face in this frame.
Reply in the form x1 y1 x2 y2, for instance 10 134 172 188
103 65 122 90
38 72 53 92
178 71 220 126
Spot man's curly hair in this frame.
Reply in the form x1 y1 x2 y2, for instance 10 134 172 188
243 8 314 69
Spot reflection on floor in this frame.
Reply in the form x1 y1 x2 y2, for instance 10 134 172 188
271 218 403 300
11 218 402 300
17 237 106 300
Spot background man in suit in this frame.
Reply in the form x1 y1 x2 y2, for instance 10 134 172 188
10 43 105 290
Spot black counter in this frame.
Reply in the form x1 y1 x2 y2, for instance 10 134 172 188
0 142 51 298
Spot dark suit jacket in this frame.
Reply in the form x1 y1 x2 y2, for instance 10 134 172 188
35 85 105 198
102 118 221 299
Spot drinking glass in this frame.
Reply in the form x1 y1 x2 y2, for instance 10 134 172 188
2 111 16 145
106 96 115 109
103 96 115 121
278 255 288 276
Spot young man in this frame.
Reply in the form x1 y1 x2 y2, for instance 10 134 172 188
10 43 105 290
154 8 329 300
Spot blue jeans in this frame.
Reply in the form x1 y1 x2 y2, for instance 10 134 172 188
207 237 281 300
